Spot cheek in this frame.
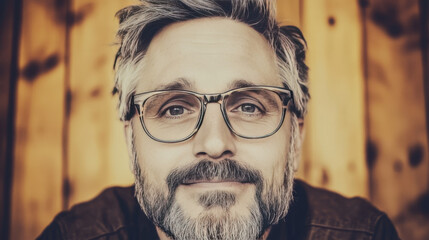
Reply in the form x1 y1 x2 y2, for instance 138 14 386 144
237 125 290 182
131 118 194 183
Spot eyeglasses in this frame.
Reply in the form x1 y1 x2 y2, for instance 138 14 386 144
133 86 293 143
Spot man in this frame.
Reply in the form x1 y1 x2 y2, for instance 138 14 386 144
38 0 399 239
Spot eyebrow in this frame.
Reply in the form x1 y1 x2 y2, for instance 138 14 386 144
155 78 193 91
228 79 256 89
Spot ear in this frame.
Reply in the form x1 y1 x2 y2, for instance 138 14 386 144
123 120 135 173
298 117 305 139
293 117 305 172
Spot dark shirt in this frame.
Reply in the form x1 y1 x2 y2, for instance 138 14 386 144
37 179 400 240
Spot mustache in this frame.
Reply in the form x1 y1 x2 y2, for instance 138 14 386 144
166 159 262 193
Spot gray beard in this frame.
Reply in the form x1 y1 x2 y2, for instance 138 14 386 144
132 157 295 240
130 119 299 240
163 190 263 240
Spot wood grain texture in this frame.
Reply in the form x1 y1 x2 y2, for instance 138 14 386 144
67 0 134 207
10 0 67 239
300 0 368 197
0 0 20 239
364 0 429 238
277 0 302 27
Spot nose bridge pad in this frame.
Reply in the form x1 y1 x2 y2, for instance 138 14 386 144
200 95 230 135
204 94 222 104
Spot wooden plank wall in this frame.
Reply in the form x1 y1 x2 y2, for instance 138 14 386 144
299 0 368 198
277 0 302 27
67 0 134 207
10 0 134 239
10 0 67 239
6 0 429 239
280 0 428 239
0 0 20 239
364 0 429 238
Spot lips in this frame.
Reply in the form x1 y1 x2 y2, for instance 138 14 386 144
181 178 248 185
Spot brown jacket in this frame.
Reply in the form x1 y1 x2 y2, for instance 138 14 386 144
37 180 400 240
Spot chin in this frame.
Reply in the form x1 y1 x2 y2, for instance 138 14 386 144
161 192 264 240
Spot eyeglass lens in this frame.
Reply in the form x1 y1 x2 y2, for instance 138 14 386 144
141 89 284 142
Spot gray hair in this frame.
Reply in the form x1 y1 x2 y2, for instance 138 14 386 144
114 0 309 121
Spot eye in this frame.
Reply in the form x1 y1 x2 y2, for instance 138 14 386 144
158 101 197 119
240 104 258 113
230 102 264 116
167 106 184 116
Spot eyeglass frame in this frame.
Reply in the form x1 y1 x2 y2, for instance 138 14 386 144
133 85 294 143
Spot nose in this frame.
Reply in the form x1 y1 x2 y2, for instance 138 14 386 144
192 104 236 160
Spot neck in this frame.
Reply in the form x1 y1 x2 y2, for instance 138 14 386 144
156 227 170 240
261 227 272 240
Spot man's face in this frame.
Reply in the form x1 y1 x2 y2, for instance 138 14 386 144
127 18 296 240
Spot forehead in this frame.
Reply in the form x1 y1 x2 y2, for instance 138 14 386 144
137 17 281 93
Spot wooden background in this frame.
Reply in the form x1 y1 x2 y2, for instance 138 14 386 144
1 0 428 239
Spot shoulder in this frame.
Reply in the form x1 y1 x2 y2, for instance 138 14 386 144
293 179 399 239
37 186 157 240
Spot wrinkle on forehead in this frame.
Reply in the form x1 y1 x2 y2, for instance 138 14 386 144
154 78 257 93
150 17 274 56
138 17 280 92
